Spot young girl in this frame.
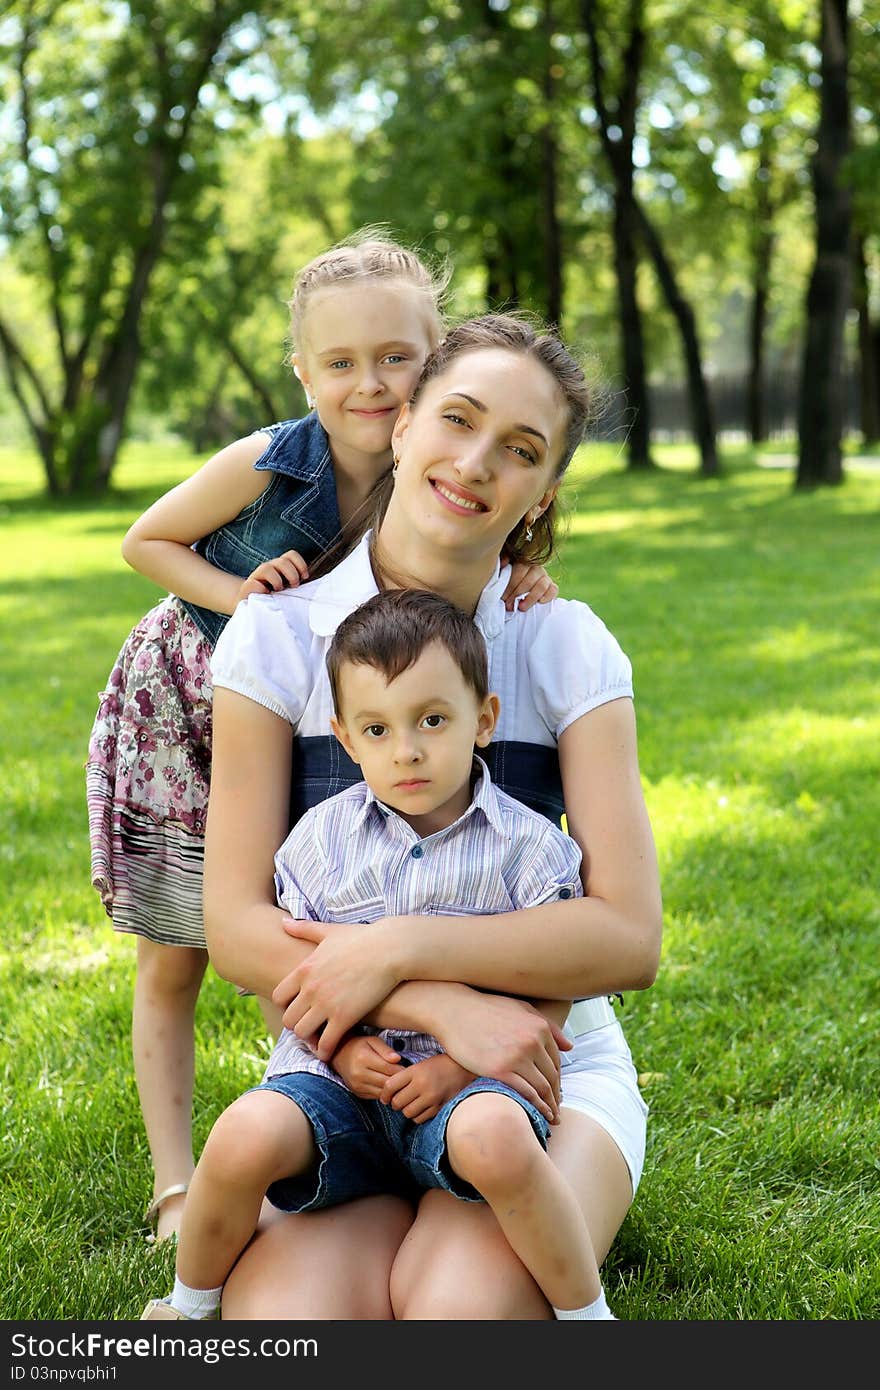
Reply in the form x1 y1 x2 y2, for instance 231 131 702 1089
86 231 557 1244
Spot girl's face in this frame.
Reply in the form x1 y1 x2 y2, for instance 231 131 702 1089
294 284 436 473
388 347 567 559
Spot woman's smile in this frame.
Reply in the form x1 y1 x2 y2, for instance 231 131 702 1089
429 478 489 513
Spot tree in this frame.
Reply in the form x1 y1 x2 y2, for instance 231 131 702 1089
297 0 573 322
796 0 852 488
0 0 292 495
580 0 721 474
580 0 654 469
138 127 352 450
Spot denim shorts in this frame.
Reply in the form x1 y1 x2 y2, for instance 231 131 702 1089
254 1071 549 1214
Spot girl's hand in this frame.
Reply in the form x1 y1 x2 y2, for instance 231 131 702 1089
501 561 558 612
331 1034 403 1099
236 550 310 603
272 918 401 1061
380 1053 475 1124
436 987 571 1125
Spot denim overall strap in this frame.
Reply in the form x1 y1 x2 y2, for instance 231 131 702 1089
180 415 342 647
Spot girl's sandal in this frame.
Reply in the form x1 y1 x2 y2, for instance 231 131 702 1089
144 1183 189 1246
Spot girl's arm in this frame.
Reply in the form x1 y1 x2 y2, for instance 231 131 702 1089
121 434 272 613
279 697 662 1057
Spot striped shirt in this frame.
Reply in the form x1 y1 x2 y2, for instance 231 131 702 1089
264 757 584 1086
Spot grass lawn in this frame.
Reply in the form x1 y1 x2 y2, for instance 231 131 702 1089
1 438 878 1321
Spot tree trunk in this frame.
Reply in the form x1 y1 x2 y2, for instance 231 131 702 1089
581 0 653 469
542 0 563 327
635 201 719 476
747 148 775 444
614 191 652 468
853 235 879 445
797 0 851 489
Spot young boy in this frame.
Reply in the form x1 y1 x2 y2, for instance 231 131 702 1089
141 589 616 1322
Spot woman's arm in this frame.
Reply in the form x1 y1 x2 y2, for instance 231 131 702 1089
203 689 311 995
121 434 270 613
279 697 662 1043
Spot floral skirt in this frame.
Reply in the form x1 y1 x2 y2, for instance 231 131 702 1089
86 596 213 948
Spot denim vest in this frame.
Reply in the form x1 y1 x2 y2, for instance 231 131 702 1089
180 414 342 647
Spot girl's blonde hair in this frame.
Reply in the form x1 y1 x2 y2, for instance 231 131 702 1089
287 226 450 357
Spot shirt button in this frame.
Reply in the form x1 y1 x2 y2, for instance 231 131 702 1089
411 845 423 859
559 887 573 899
391 1037 406 1050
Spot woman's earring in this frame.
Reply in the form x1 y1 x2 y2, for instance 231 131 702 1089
525 513 534 542
392 454 399 476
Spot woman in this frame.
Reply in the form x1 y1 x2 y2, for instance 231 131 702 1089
204 314 662 1319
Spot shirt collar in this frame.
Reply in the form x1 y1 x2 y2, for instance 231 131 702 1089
309 531 511 643
349 756 507 842
253 412 333 482
308 532 379 637
467 755 508 837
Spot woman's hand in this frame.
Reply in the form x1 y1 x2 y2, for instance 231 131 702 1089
272 918 402 1060
434 987 571 1125
236 550 310 604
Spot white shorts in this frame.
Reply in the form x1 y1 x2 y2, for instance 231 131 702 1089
560 1019 648 1193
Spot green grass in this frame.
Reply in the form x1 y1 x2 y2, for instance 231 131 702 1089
1 439 878 1321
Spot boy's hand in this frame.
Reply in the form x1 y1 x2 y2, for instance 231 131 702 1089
236 550 310 603
331 1034 403 1100
502 561 558 612
380 1053 476 1125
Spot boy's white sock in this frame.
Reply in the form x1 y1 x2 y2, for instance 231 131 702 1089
169 1278 222 1320
553 1287 616 1320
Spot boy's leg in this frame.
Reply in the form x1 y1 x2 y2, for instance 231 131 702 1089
440 1089 605 1314
175 1088 317 1294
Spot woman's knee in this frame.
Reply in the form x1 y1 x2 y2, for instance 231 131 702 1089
390 1193 550 1321
445 1094 542 1196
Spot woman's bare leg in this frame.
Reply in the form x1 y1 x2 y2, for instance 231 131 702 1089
133 936 208 1240
221 1196 416 1320
390 1109 633 1320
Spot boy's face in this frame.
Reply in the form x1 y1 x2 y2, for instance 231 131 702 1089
331 641 499 836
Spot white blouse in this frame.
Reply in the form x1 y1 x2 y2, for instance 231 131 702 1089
211 531 633 747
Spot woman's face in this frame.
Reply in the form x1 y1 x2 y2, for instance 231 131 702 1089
388 347 567 559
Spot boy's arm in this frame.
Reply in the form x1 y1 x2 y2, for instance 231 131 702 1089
381 1052 476 1125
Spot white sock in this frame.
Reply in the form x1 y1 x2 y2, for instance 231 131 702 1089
553 1287 616 1320
169 1278 223 1320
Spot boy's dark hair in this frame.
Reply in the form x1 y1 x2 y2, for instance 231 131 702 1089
326 589 489 716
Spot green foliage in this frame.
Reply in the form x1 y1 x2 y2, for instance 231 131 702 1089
0 0 302 492
1 438 878 1319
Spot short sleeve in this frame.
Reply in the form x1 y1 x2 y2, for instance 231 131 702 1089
510 822 584 910
527 597 633 739
210 591 312 725
273 812 323 920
